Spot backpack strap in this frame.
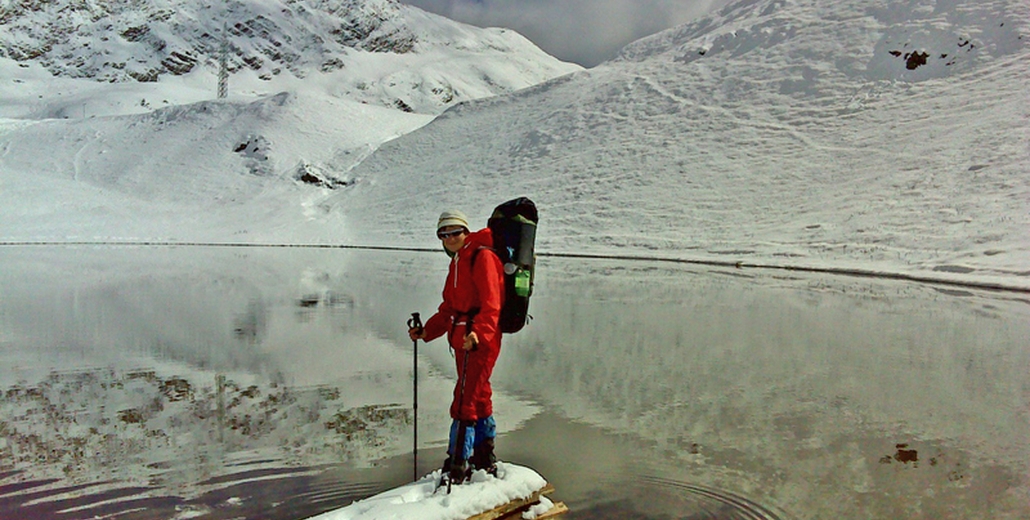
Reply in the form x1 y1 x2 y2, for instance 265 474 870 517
470 245 494 268
460 246 493 330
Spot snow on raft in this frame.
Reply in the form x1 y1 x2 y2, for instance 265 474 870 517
305 462 568 520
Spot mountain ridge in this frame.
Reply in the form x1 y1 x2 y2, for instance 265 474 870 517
0 0 580 114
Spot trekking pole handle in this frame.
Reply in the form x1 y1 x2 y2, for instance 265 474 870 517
408 312 423 336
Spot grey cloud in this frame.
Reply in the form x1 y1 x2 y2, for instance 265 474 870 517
401 0 728 67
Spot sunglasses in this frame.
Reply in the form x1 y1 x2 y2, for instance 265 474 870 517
437 228 466 239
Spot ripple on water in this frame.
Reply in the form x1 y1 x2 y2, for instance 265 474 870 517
568 474 785 520
0 466 383 520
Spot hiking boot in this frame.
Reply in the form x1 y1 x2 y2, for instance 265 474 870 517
438 456 453 490
437 457 469 492
471 438 498 476
448 458 471 485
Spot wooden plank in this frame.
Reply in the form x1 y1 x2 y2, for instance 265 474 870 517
496 498 567 520
466 484 555 520
534 501 569 519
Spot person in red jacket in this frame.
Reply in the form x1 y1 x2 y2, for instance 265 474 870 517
409 209 505 485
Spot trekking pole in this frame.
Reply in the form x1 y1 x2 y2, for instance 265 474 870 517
407 312 423 481
449 348 471 494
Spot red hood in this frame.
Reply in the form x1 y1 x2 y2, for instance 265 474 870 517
464 228 494 252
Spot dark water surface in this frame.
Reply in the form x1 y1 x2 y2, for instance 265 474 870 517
1 246 1027 520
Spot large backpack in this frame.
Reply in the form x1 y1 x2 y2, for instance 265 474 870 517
474 197 538 334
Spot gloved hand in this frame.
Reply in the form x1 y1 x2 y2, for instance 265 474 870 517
462 332 478 351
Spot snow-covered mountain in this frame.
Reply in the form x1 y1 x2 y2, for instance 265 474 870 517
335 0 1030 288
1 0 1028 290
0 0 581 116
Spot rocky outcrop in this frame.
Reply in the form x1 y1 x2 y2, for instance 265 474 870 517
0 0 420 82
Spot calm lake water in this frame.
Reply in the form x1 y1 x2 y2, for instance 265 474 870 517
1 246 1027 520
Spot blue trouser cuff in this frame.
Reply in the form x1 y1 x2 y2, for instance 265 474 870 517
473 416 496 446
448 420 475 460
449 416 497 459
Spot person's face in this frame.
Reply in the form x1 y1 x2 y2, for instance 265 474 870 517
438 226 468 253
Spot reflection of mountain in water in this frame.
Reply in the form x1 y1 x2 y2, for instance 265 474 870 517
4 247 1028 519
0 247 405 502
0 368 410 496
0 246 543 515
0 247 369 378
77 276 282 375
0 367 413 465
497 259 1030 519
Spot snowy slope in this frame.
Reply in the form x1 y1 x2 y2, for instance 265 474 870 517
1 0 1028 291
0 0 581 242
334 0 1030 289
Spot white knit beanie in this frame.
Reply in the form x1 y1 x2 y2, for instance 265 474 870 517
437 209 470 232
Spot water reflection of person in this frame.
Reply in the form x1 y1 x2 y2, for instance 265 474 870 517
408 209 505 486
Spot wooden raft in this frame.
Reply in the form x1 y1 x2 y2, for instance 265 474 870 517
467 483 569 520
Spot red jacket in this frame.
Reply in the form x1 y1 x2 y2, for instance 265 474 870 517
422 228 505 420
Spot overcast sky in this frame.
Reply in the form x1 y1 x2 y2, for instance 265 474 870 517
400 0 728 67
